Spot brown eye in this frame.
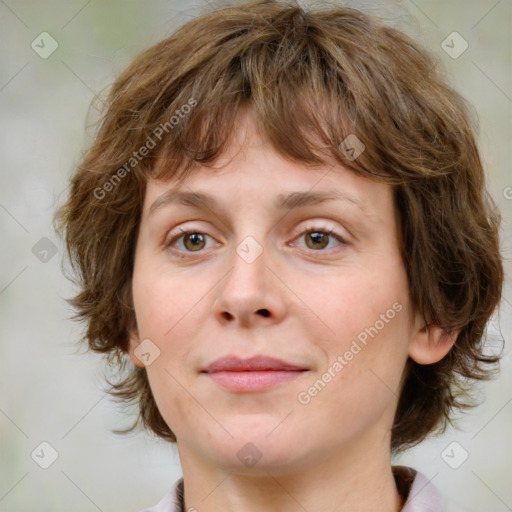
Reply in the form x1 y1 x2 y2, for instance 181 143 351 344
293 227 345 252
182 232 206 251
304 231 331 250
166 230 214 253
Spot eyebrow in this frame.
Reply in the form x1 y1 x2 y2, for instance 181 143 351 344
148 189 374 219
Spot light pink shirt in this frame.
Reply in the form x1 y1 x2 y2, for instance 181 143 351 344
139 465 467 512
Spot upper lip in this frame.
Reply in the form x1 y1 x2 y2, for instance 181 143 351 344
202 355 308 373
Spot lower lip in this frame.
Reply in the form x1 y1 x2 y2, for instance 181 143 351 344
205 370 306 392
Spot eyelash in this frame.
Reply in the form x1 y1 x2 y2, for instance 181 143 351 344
164 223 347 255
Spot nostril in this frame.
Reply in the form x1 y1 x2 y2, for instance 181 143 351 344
258 309 270 317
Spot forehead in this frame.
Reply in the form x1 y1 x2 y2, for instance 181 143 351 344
143 107 395 226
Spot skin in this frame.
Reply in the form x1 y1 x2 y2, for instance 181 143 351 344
128 106 458 512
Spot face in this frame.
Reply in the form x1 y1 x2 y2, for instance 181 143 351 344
128 108 422 475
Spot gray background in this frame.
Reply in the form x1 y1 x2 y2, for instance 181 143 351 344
0 1 511 511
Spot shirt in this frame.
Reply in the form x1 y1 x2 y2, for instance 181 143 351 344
138 465 467 512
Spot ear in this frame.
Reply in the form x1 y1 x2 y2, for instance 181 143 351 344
127 327 145 369
408 312 460 365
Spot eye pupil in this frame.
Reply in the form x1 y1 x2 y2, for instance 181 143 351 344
184 233 205 251
306 231 329 250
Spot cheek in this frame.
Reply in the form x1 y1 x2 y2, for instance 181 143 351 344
131 265 208 408
317 266 410 387
132 259 191 338
142 363 192 437
325 273 394 340
303 317 407 440
292 362 396 455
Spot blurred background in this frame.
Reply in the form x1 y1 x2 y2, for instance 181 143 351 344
0 1 510 511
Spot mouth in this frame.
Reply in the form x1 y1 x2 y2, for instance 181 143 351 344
201 355 309 393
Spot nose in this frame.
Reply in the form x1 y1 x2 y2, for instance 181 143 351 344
212 238 287 328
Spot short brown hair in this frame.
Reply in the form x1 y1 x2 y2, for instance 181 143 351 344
53 0 504 453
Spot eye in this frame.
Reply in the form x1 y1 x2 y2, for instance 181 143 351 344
164 223 347 256
165 228 217 253
291 224 346 251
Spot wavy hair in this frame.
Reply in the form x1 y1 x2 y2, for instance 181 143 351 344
53 0 504 453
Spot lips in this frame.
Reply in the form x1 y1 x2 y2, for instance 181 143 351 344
201 355 309 393
202 355 307 373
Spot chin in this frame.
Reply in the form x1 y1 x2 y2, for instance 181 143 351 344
203 425 313 474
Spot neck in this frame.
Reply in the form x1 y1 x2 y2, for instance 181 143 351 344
177 434 403 512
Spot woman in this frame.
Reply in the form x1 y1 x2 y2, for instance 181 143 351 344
53 1 504 510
